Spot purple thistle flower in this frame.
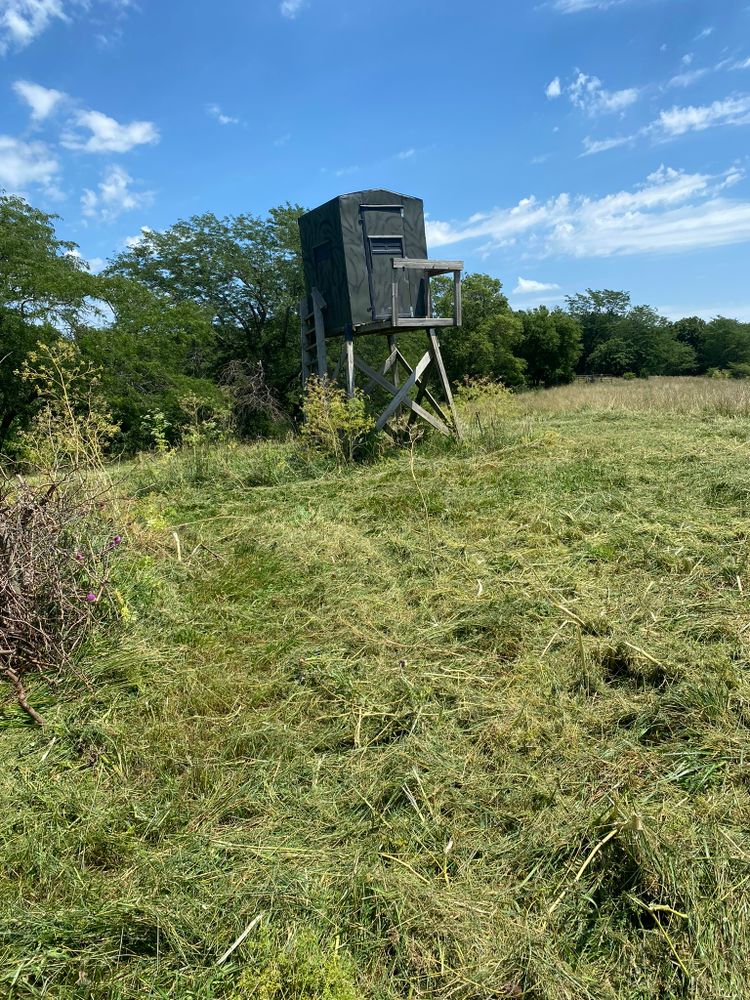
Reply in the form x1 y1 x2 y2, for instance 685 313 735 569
74 551 84 562
86 592 98 603
112 535 122 545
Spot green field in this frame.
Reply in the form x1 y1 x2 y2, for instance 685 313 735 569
3 378 750 999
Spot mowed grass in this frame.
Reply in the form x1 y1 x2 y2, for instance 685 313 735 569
2 378 750 999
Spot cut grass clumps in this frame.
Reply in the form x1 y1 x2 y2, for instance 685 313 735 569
2 377 750 997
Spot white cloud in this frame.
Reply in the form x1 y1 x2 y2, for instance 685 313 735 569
682 53 693 66
582 133 633 154
514 277 561 294
397 148 416 159
667 68 708 88
1 0 135 54
12 79 66 120
732 57 750 71
62 109 159 153
123 225 152 249
657 302 750 322
206 103 239 126
567 70 639 114
657 95 750 135
695 26 714 41
280 0 304 17
81 165 152 221
546 76 562 98
0 134 58 191
553 0 627 11
426 164 750 260
0 0 66 53
583 93 750 154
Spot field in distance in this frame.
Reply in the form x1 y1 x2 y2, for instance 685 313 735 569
2 377 750 999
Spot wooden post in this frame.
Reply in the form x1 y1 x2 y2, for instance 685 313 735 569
344 326 355 398
387 335 399 388
427 328 461 439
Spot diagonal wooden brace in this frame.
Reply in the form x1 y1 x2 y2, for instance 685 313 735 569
353 355 452 436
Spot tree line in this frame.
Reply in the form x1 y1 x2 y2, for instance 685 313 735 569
3 193 750 455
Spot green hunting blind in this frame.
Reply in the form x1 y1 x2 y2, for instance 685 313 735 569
298 189 463 437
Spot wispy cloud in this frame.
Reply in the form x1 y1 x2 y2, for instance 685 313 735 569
397 148 416 159
581 133 633 155
123 225 152 249
657 95 750 135
583 93 750 153
568 70 639 114
206 103 239 126
280 0 305 18
12 79 66 120
552 0 628 11
514 277 561 294
0 133 58 191
425 164 750 259
667 68 708 88
62 109 159 153
695 26 714 41
81 164 152 222
0 0 66 54
1 0 136 54
548 69 639 115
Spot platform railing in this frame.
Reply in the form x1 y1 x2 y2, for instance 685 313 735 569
390 258 463 330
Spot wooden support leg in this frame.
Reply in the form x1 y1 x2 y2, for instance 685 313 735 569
344 326 355 398
427 328 462 439
387 335 399 388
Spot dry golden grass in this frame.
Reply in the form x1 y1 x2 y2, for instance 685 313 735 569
520 376 750 417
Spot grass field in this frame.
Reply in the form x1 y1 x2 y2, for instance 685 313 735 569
2 377 750 999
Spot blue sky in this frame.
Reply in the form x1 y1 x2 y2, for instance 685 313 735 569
2 0 750 319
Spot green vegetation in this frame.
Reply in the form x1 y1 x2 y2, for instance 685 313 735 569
5 192 750 461
2 378 750 998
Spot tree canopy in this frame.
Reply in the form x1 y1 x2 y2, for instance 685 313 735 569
2 190 750 458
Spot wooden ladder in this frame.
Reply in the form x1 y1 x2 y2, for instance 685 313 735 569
299 289 327 387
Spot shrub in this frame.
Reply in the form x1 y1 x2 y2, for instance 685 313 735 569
0 475 119 724
300 377 374 464
17 341 118 474
455 377 516 445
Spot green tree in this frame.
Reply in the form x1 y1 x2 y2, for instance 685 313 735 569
700 317 750 372
107 204 306 405
615 305 696 375
587 337 636 376
672 316 708 358
517 307 582 385
76 276 222 451
434 274 526 386
0 194 96 449
565 289 631 364
567 290 695 376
